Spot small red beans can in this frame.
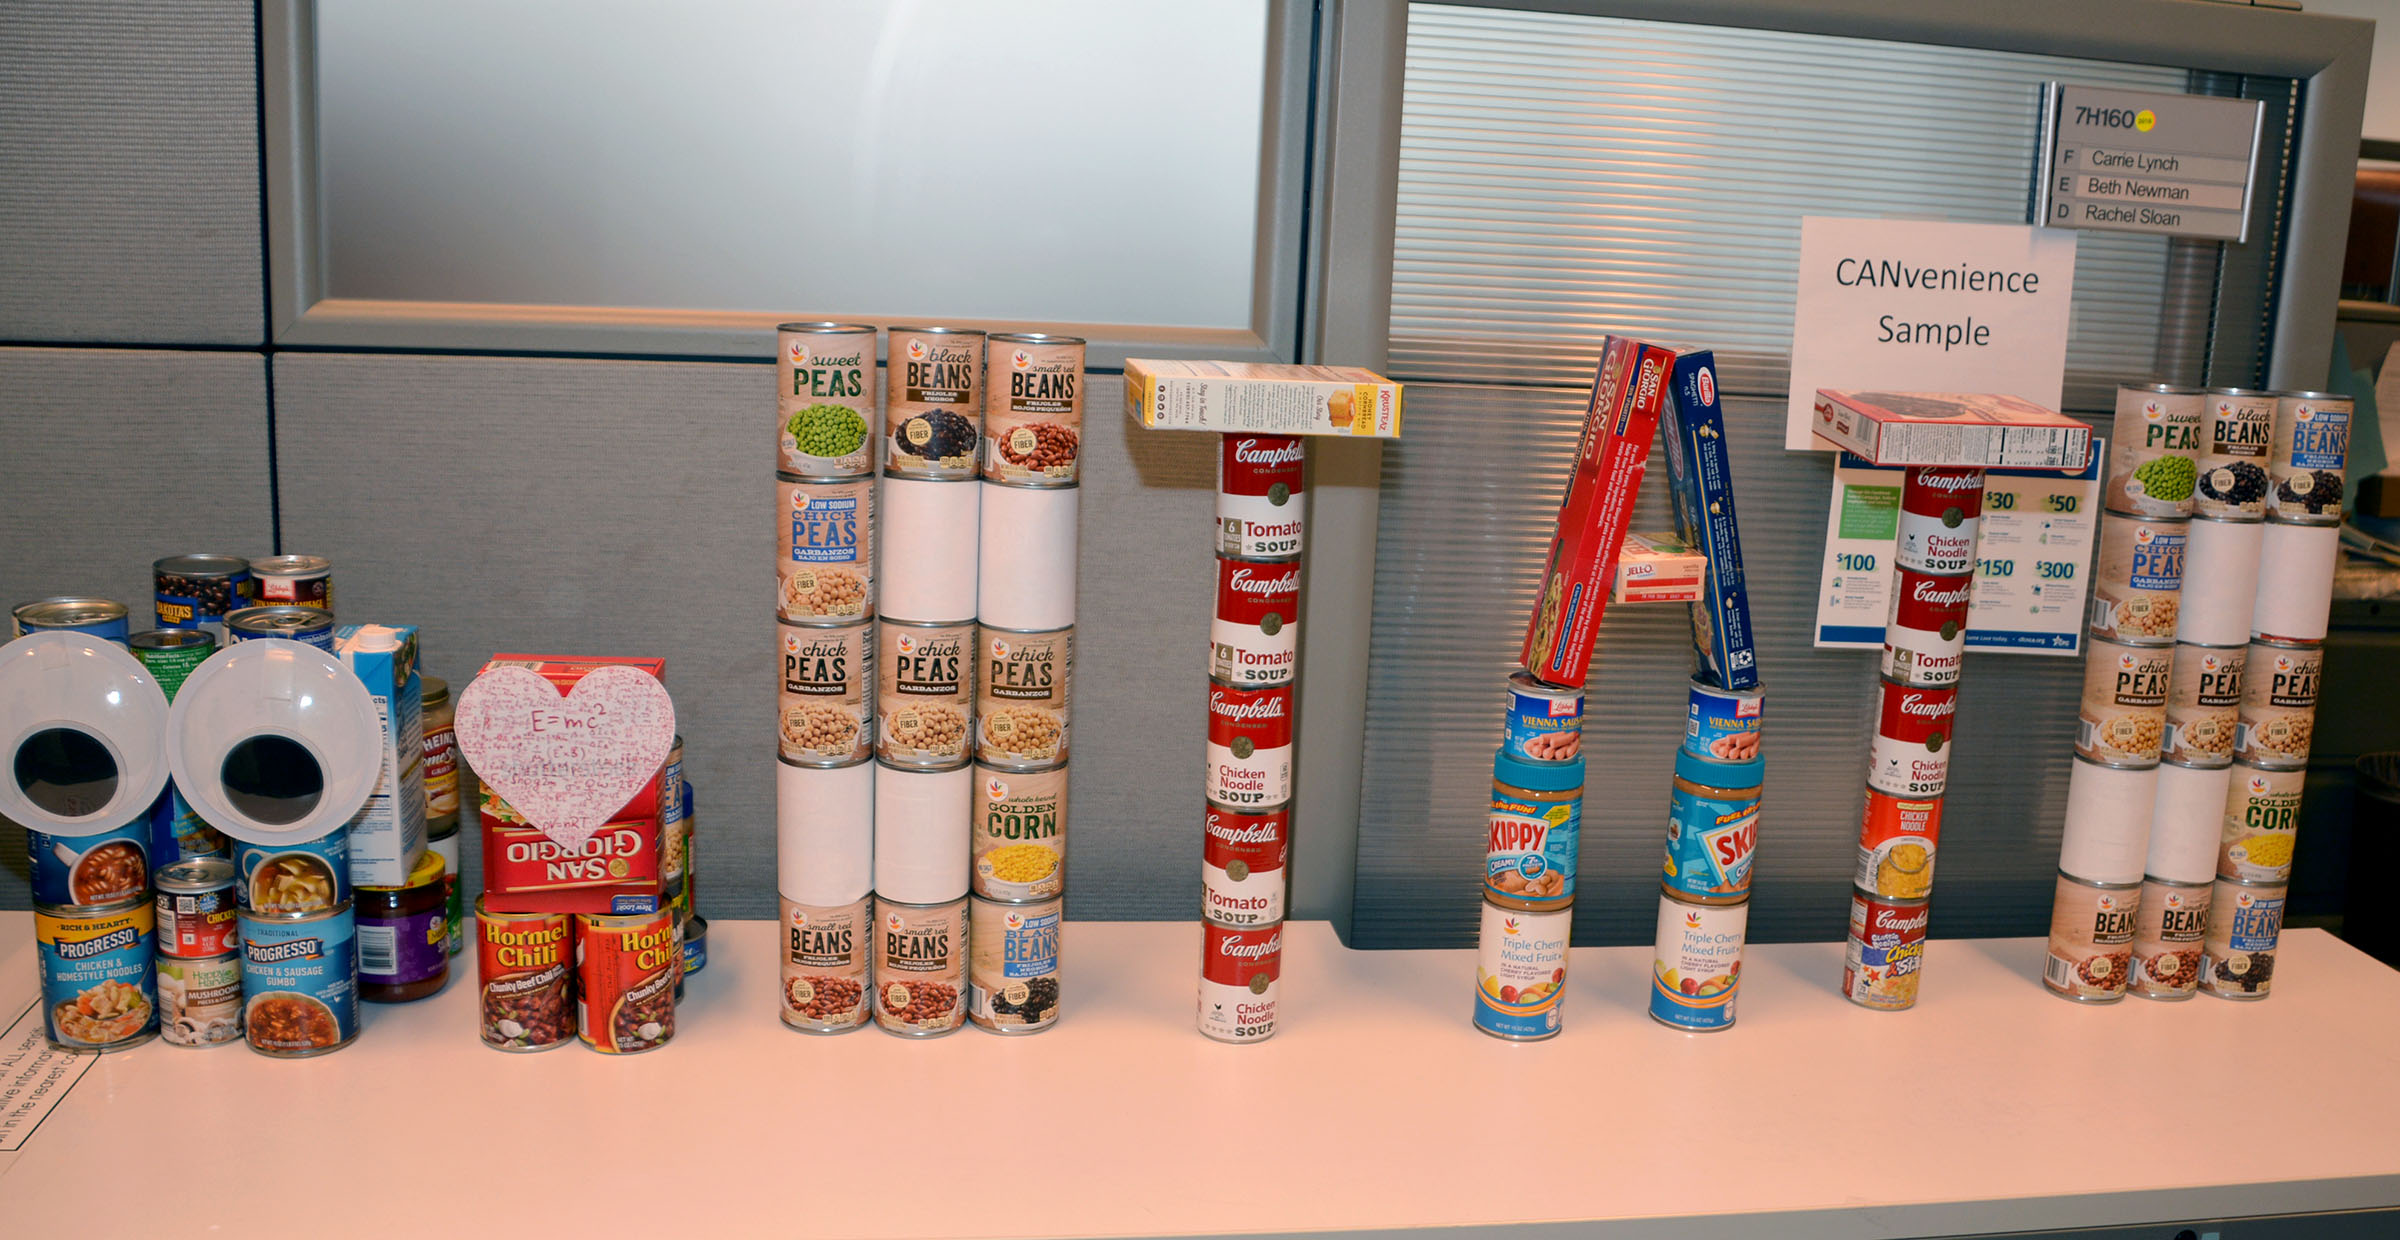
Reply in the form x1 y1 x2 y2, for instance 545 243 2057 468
1895 466 1984 575
1854 789 1940 900
2043 872 2138 1003
154 857 241 959
1844 889 1929 1011
1867 679 1957 798
1205 680 1293 809
1201 804 1288 927
576 909 678 1054
1198 920 1280 1043
1881 569 1971 688
1211 557 1301 689
1217 434 1305 560
478 899 574 1052
2129 877 2210 1001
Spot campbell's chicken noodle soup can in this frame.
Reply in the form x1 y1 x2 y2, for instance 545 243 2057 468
1855 789 1940 901
2044 873 2138 1002
1218 433 1306 559
2088 514 2185 645
2197 389 2274 519
1895 466 1984 575
2200 877 2285 999
2163 642 2244 769
1882 569 1970 688
780 895 871 1034
776 322 876 478
576 909 679 1055
478 899 574 1052
2107 384 2204 518
885 326 985 481
1472 900 1569 1040
2076 637 2171 768
2218 760 2303 884
778 620 873 766
1844 890 1929 1011
1503 671 1582 763
1212 556 1301 689
2268 391 2352 523
2130 878 2210 1000
1202 804 1288 927
1868 679 1957 798
874 897 968 1037
983 333 1083 486
776 474 874 624
1650 891 1745 1032
1199 920 1282 1043
2236 639 2321 770
1205 680 1294 809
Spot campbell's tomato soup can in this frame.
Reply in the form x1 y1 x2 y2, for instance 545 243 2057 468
2043 872 2138 1003
1895 466 1984 575
1211 557 1301 689
1205 680 1293 809
2130 878 2210 1001
1217 434 1305 559
1202 804 1288 927
1472 900 1570 1041
576 910 679 1054
1844 890 1928 1011
1198 920 1281 1043
1855 789 1940 900
1882 569 1971 688
1650 890 1745 1032
1868 679 1957 798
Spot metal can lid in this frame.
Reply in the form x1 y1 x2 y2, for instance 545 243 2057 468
34 894 149 919
2204 387 2269 397
250 554 332 578
12 597 128 626
2054 868 2141 891
887 325 987 338
129 628 216 652
2278 390 2351 403
420 674 449 709
152 554 251 578
358 850 445 893
775 321 876 335
225 605 335 636
2123 382 2204 396
1507 669 1582 702
156 857 239 894
988 332 1087 347
239 899 353 925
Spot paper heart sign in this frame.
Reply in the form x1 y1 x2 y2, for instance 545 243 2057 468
453 665 677 848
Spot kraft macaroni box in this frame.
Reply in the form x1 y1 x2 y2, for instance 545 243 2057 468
334 624 430 888
1661 352 1761 690
1812 390 2094 470
1519 336 1677 688
1125 359 1402 437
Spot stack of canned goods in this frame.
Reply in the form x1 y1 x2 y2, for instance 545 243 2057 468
1845 466 1986 1011
30 816 163 1053
1199 434 1302 1044
1473 675 1583 1041
1652 679 1760 1031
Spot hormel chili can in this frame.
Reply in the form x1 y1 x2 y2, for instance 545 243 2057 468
1867 679 1957 798
1197 920 1280 1043
1206 680 1293 809
1881 569 1971 688
1211 557 1301 689
1217 434 1305 559
1896 466 1985 575
1201 804 1288 927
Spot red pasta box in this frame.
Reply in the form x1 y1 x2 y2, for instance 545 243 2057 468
1521 336 1677 687
480 785 665 915
1812 391 2093 470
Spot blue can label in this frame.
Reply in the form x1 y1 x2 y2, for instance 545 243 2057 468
237 834 352 916
150 782 231 862
1501 677 1582 763
36 901 158 1048
240 910 359 1053
1473 901 1571 1039
16 612 130 644
1684 681 1762 762
1651 894 1746 1031
1485 787 1579 910
2127 527 2185 593
27 820 152 907
1663 782 1759 902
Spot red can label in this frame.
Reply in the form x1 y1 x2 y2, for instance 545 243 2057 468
479 906 574 1051
1900 466 1987 519
1219 434 1305 498
576 910 678 1054
1205 682 1294 808
482 794 662 913
1212 558 1300 688
156 888 241 959
1854 790 1942 900
1198 921 1281 1042
1888 569 1972 633
1202 805 1289 926
1214 558 1301 627
1868 680 1956 797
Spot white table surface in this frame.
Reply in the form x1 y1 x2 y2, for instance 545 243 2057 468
1 914 2396 1239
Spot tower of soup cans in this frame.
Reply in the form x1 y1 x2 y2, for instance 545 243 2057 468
2047 383 2350 1003
1474 337 1675 1041
1197 434 1305 1043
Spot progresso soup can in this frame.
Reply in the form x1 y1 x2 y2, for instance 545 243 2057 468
11 597 130 644
239 904 360 1057
223 605 337 652
27 819 151 908
35 897 159 1052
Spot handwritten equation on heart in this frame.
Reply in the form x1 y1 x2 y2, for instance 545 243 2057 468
453 665 676 848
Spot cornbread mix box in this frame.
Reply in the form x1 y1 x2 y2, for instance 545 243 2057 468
1613 531 1706 603
1813 390 2094 470
1520 336 1677 687
1662 353 1760 690
1126 359 1402 437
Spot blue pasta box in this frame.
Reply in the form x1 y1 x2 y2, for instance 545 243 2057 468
1660 351 1759 691
334 624 429 889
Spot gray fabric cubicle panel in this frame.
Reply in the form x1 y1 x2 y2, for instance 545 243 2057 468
0 1 263 344
271 355 1209 919
0 347 274 910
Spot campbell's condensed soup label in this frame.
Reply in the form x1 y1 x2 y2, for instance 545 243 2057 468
1881 569 1971 688
1895 466 1984 575
1217 434 1305 559
1201 805 1288 926
1211 558 1301 689
1855 789 1940 900
1844 891 1928 1011
1198 921 1280 1043
1868 680 1956 797
1206 681 1293 809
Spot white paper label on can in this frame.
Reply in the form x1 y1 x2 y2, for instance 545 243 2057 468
1201 858 1285 925
1216 492 1305 559
1197 976 1277 1042
1205 740 1292 809
1896 509 1981 576
1867 734 1949 798
1209 616 1298 689
1880 622 1965 687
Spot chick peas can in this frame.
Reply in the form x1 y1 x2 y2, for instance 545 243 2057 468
2235 639 2321 770
2077 638 2171 768
1473 900 1570 1040
777 474 875 625
778 620 873 766
878 620 974 769
1650 890 1745 1031
968 895 1060 1034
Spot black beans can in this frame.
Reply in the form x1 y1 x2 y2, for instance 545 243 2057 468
153 554 253 632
